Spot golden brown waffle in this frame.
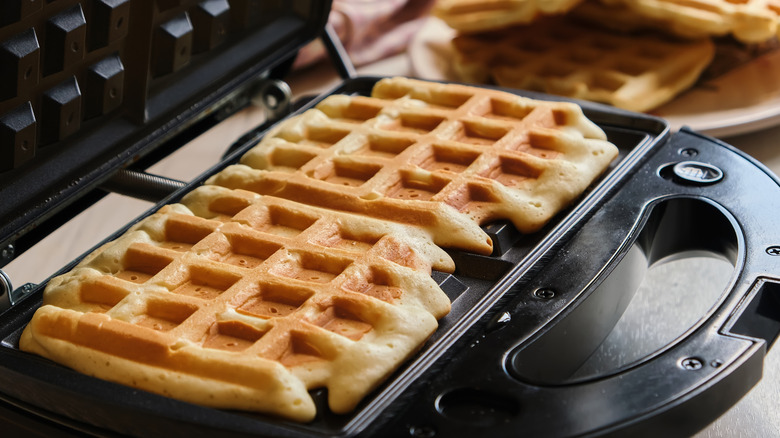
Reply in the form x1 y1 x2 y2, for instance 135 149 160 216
598 0 780 43
20 185 453 421
568 0 703 38
450 18 715 112
209 77 618 254
433 0 585 33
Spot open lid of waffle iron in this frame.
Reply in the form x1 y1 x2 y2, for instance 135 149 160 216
0 3 779 438
0 0 332 265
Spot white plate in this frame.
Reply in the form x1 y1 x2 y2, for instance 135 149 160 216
409 17 780 138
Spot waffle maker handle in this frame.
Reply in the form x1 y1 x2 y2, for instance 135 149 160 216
375 129 780 437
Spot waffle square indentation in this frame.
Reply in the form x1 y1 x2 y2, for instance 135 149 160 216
135 298 198 332
117 243 175 283
451 120 509 145
277 331 327 366
219 231 281 269
380 112 445 133
310 299 373 341
483 155 542 187
387 171 450 201
202 320 266 352
79 279 130 311
171 265 240 299
311 224 379 253
309 159 381 187
354 133 415 158
485 98 534 121
445 182 501 213
267 147 317 171
341 267 403 304
163 215 219 251
417 144 480 174
206 192 254 218
256 205 317 238
236 284 313 319
270 252 352 284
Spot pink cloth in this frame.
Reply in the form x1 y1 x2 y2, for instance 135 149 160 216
295 0 435 68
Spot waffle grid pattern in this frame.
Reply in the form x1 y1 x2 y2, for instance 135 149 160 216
20 78 618 423
22 186 452 421
450 17 715 112
211 77 617 254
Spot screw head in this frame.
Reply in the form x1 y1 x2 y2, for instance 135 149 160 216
0 244 14 262
534 288 555 299
767 246 780 256
409 425 436 438
681 357 703 370
679 148 698 157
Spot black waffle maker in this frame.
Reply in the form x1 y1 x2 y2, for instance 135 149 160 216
1 1 778 437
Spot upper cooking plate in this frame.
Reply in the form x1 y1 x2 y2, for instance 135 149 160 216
0 0 332 263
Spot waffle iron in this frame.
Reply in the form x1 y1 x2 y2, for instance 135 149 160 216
1 2 779 437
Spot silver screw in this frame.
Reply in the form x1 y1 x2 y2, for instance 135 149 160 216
534 288 555 299
681 357 703 370
766 246 780 256
0 244 14 262
409 425 436 438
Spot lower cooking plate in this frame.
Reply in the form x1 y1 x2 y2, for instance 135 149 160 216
0 78 778 437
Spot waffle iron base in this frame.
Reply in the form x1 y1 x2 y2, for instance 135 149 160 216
0 77 778 437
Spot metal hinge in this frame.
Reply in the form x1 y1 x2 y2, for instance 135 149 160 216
251 78 292 122
0 269 34 314
221 78 294 159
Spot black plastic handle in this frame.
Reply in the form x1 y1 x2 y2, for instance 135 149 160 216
374 129 780 437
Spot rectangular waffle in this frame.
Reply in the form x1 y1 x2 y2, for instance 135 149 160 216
209 77 618 254
20 78 618 422
433 0 585 33
450 17 715 112
598 0 780 43
20 185 453 421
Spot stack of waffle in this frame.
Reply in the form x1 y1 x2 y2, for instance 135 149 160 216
19 78 618 421
434 0 780 112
